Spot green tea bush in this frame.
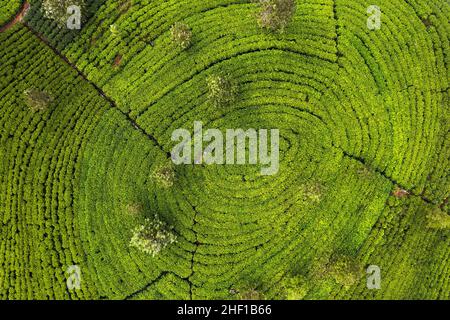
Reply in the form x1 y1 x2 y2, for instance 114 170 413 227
2 0 449 301
0 26 112 299
23 88 52 112
130 215 177 257
0 0 21 25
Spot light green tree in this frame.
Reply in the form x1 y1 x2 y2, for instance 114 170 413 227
426 207 450 230
238 287 265 300
257 0 296 33
41 0 86 27
328 255 363 287
152 162 176 188
24 88 52 112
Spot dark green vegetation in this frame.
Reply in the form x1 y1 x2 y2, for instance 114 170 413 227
0 0 449 300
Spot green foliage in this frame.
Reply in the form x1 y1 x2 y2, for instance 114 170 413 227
1 0 449 301
130 215 177 257
238 287 265 300
0 26 111 299
125 203 143 216
117 0 132 14
110 24 121 37
301 182 323 204
207 73 238 107
328 255 363 287
279 275 308 300
257 0 296 33
41 0 86 27
170 22 192 49
151 162 176 188
23 88 52 112
426 207 450 230
0 0 21 25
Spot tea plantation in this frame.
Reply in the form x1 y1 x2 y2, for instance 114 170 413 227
0 0 449 300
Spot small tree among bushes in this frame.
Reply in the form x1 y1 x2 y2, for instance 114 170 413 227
238 287 265 300
130 215 177 256
125 203 143 216
171 22 192 49
152 162 176 188
328 254 362 287
257 0 296 33
118 0 133 14
280 275 309 300
426 207 450 230
392 186 410 198
207 73 238 107
110 24 121 37
301 182 323 204
24 88 53 112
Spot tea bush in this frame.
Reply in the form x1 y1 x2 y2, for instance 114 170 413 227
1 0 449 300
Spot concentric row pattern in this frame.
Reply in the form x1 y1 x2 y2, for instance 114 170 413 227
0 24 109 299
1 0 449 299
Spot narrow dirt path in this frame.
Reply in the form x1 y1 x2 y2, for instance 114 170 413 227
21 20 170 158
0 1 30 33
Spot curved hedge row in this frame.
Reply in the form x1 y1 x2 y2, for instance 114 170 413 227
0 0 21 26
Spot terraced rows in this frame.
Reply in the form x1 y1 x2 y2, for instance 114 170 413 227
0 0 449 299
